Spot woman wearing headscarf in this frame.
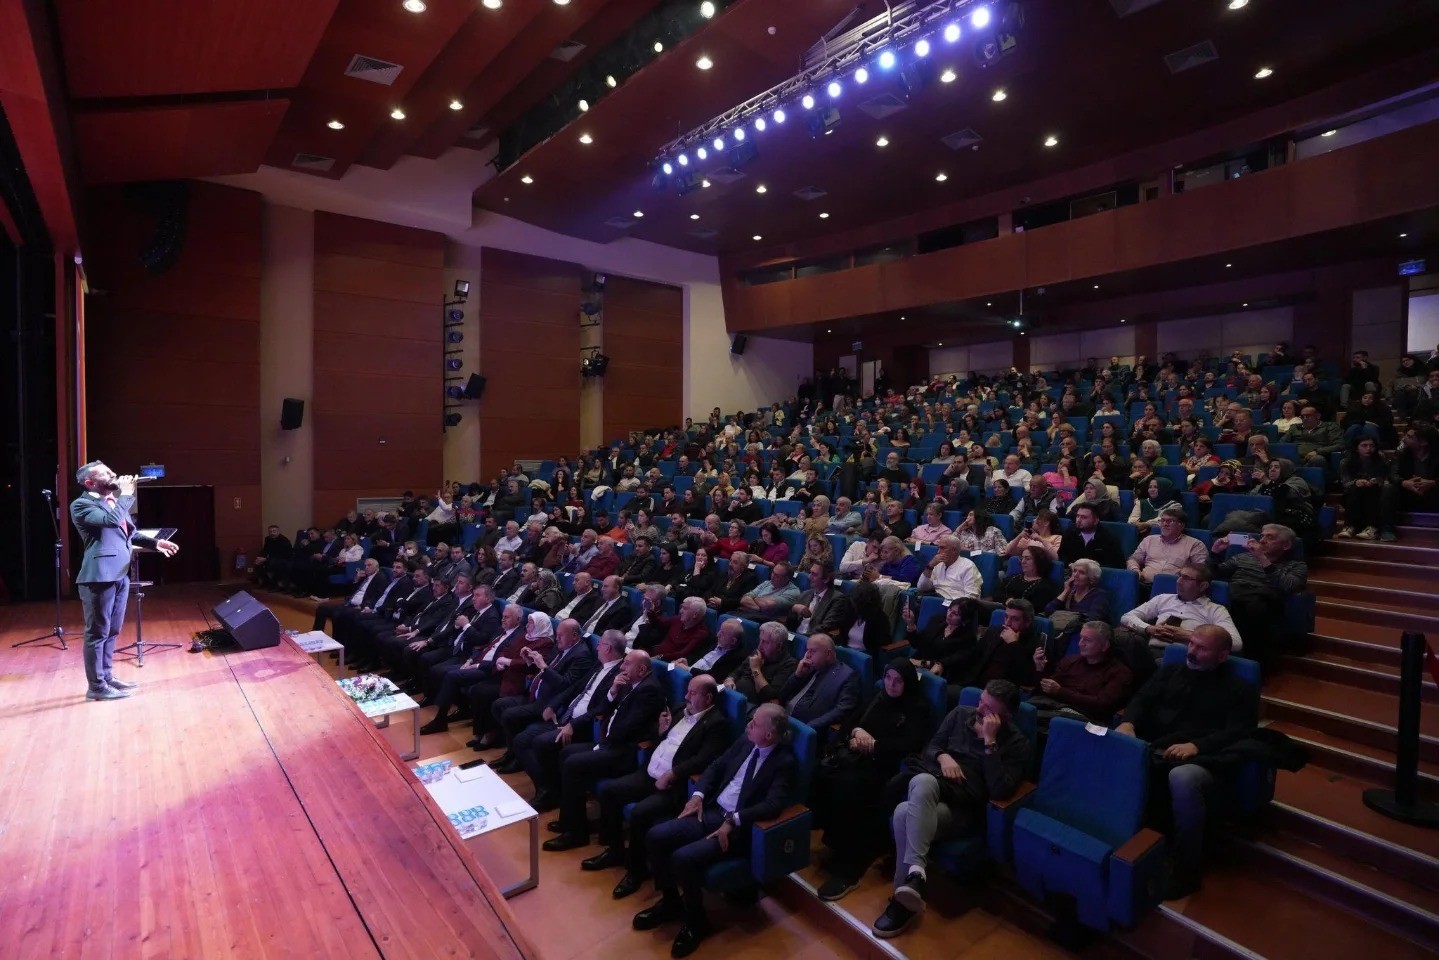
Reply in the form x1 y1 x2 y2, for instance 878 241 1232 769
1127 475 1180 537
1066 476 1119 522
810 657 934 902
528 568 566 615
1254 458 1320 547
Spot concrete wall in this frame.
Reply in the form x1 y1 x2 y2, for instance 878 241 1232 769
259 203 315 539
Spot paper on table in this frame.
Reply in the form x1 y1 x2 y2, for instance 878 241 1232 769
494 802 526 818
454 764 489 783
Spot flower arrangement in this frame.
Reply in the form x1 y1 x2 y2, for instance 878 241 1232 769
338 674 400 704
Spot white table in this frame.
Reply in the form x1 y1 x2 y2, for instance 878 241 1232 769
291 630 345 674
415 760 540 897
339 676 421 761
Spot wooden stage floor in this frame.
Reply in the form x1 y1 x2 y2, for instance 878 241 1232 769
0 584 532 960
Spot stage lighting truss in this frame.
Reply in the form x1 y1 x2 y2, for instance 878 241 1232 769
580 347 611 378
651 0 1021 178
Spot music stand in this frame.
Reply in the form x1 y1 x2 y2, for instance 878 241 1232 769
115 484 181 666
13 486 69 650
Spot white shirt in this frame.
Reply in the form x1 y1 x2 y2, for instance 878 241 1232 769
917 556 982 601
339 545 363 563
496 535 524 555
567 663 609 718
998 468 1032 490
838 540 870 577
797 588 826 635
583 597 618 634
479 625 515 663
555 588 591 620
348 571 378 607
691 643 734 674
426 500 457 524
713 744 775 820
1120 594 1244 652
647 705 712 779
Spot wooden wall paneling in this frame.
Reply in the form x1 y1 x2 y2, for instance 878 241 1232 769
311 212 445 522
82 181 263 566
601 275 681 440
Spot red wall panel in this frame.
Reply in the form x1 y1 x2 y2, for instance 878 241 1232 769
601 275 682 441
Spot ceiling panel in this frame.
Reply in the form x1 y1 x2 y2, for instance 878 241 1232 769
73 101 290 184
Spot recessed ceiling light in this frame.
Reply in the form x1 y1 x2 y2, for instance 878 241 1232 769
696 55 713 70
991 88 1007 102
1120 318 1127 324
690 214 700 220
1399 232 1408 238
700 1 716 17
1228 0 1248 8
819 212 830 219
521 174 533 184
653 40 664 53
1093 284 1099 290
940 68 957 83
327 119 345 130
701 179 711 188
482 0 501 8
578 98 591 112
935 172 948 182
1242 302 1250 307
876 135 889 147
554 0 571 5
1254 66 1273 79
449 99 463 110
606 74 617 88
1225 262 1233 268
390 108 406 120
1043 135 1059 147
827 328 833 333
1322 129 1337 137
755 184 767 194
753 234 763 241
403 0 427 12
633 210 644 218
937 341 943 346
579 132 593 144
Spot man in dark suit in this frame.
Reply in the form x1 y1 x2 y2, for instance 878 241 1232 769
789 562 855 637
1057 503 1125 569
375 575 459 676
580 674 735 897
544 649 668 834
776 634 860 732
394 574 478 689
489 550 523 599
487 618 594 757
634 703 797 956
709 551 760 613
348 565 431 670
416 592 512 728
552 572 602 624
312 557 389 633
512 631 627 785
580 575 634 637
69 462 179 699
672 618 746 683
333 559 409 658
618 536 661 586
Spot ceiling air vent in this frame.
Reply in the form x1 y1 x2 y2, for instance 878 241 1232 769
551 40 586 62
1108 0 1167 16
858 93 909 120
604 215 637 229
793 185 827 201
1164 40 1219 75
690 227 718 239
344 54 404 86
292 153 335 171
941 127 984 150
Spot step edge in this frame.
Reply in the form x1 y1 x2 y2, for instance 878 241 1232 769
779 873 907 960
1280 654 1439 690
1240 839 1439 929
1308 581 1439 601
1261 696 1439 745
1277 732 1439 782
1269 801 1439 874
1152 905 1267 960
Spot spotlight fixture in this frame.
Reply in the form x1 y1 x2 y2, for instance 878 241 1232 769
554 0 570 5
1043 134 1059 147
696 55 713 70
827 80 842 98
876 135 889 147
971 6 991 28
807 106 840 138
1322 129 1337 137
677 153 689 166
696 146 708 159
690 213 700 220
606 74 617 88
653 40 664 53
991 88 1007 101
403 0 426 11
580 301 602 317
521 174 534 184
712 135 725 150
752 234 762 241
940 68 957 83
700 0 715 17
446 359 463 373
447 309 465 322
801 93 815 110
327 120 345 130
1228 0 1249 8
481 0 500 6
452 280 470 301
878 50 896 70
578 98 590 112
390 108 406 120
447 330 464 344
444 413 462 427
935 172 948 182
446 385 463 399
754 116 766 132
755 184 767 193
855 67 869 84
633 210 645 218
661 161 673 175
1254 66 1273 79
914 39 930 57
772 107 786 123
819 212 830 219
579 132 593 143
944 22 961 43
449 99 463 110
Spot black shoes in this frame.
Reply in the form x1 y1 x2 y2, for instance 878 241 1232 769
816 872 859 902
85 685 129 701
542 833 588 852
632 896 684 931
894 870 927 912
530 791 559 812
418 718 449 735
612 871 646 899
105 676 139 690
1160 859 1202 901
871 897 918 939
669 922 711 958
581 847 625 872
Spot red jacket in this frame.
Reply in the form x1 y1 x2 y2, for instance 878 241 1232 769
649 616 713 662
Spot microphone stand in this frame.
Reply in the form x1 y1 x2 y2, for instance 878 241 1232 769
14 488 69 649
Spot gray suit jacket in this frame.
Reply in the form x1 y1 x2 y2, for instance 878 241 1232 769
71 493 155 584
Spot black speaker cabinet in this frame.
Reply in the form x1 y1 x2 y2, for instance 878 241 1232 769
213 590 281 650
462 373 487 400
280 398 304 430
730 334 748 355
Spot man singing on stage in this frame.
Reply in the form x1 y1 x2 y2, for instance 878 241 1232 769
71 461 179 701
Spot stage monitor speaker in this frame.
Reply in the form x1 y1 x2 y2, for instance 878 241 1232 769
280 398 304 430
213 590 281 650
730 334 748 355
462 373 487 400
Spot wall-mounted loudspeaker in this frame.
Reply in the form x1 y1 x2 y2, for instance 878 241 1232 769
730 334 748 355
280 398 304 430
461 374 487 400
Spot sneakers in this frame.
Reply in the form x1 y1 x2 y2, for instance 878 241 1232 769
1380 529 1398 542
816 872 860 901
1335 526 1354 539
1355 526 1378 541
871 898 918 939
893 870 927 912
86 685 130 701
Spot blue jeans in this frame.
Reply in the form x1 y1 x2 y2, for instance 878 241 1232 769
1168 763 1216 871
78 577 129 689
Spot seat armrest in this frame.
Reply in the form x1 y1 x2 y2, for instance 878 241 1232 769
755 804 809 831
985 781 1036 863
988 781 1037 811
883 640 910 652
1112 827 1164 864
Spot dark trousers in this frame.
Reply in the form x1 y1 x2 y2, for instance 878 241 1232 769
432 665 491 717
78 577 129 689
558 742 638 835
313 600 351 632
515 719 596 792
1344 483 1398 532
481 693 527 740
648 806 751 928
596 767 684 873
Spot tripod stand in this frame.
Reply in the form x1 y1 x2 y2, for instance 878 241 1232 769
13 488 69 650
